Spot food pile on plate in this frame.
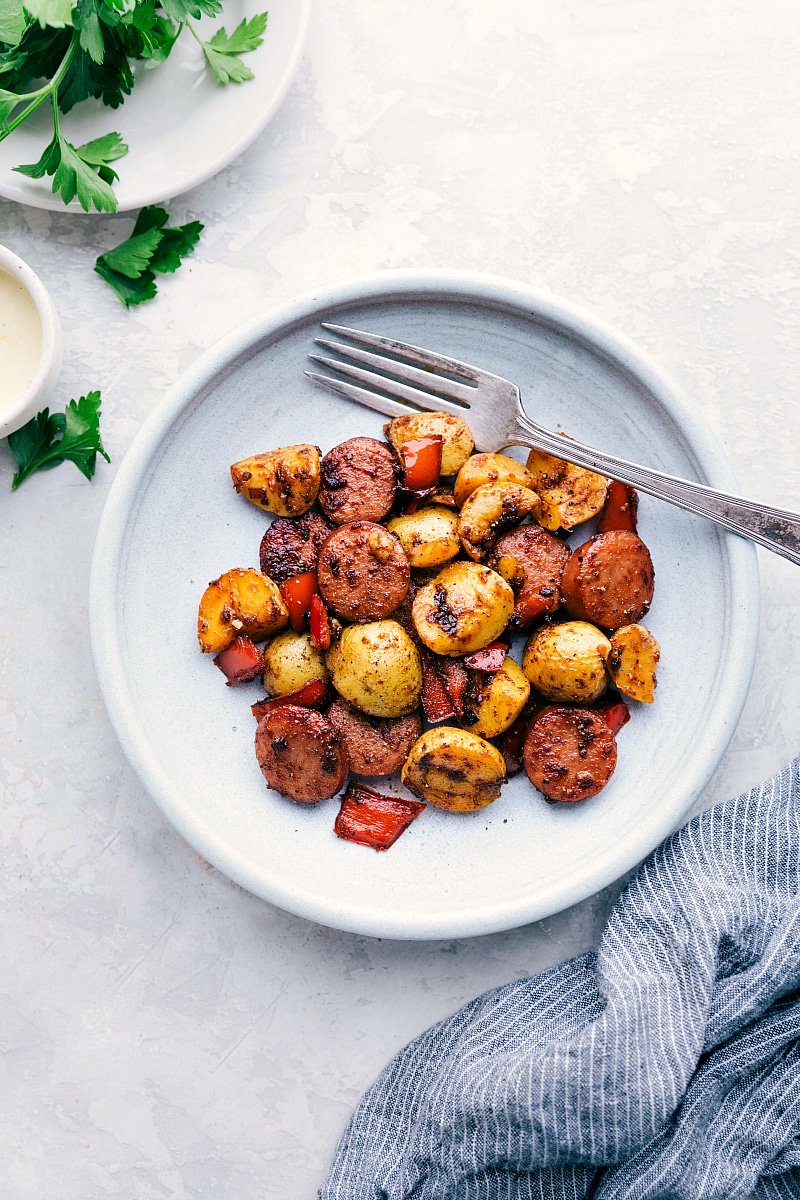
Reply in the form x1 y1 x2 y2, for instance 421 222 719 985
196 411 660 851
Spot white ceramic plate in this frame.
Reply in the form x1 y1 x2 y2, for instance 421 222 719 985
0 0 310 213
90 271 759 939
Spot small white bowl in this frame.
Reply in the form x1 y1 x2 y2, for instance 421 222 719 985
0 243 62 439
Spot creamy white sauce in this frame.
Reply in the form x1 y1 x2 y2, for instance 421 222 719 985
0 267 42 417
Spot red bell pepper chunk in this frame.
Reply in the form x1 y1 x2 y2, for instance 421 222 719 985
437 657 469 717
400 435 443 492
420 648 457 722
334 783 426 852
595 695 631 736
280 571 318 634
250 678 328 721
499 714 530 777
463 641 508 672
598 480 639 534
213 635 265 685
309 594 331 649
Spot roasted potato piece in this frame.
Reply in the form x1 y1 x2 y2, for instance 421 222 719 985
607 624 660 703
387 505 461 569
525 447 607 531
412 562 515 656
198 568 288 653
522 620 611 703
453 452 535 507
326 619 422 718
462 656 531 739
457 481 541 561
230 444 321 516
261 631 329 697
385 412 474 476
401 726 506 812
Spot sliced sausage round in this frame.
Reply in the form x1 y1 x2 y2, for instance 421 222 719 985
318 437 397 525
259 512 333 583
327 697 422 777
523 706 617 802
561 530 655 629
255 704 349 804
317 521 410 622
489 525 570 629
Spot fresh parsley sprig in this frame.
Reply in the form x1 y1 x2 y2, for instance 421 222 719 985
94 204 204 306
8 390 110 490
0 0 269 212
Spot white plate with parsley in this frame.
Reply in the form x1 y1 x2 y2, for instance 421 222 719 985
0 0 311 213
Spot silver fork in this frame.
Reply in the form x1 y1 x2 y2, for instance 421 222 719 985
306 322 800 567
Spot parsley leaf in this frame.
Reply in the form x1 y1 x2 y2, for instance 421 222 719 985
15 126 126 211
8 391 110 490
0 0 26 46
159 0 221 23
94 203 204 306
191 10 266 85
25 0 74 30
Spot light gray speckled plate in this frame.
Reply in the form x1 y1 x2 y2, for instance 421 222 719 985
89 271 759 940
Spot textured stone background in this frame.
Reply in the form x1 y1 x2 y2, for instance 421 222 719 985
1 1 798 1195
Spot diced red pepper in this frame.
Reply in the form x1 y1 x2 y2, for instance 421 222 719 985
420 648 457 722
437 657 469 717
400 435 443 492
334 783 425 852
510 591 555 630
463 641 508 672
498 714 530 777
250 678 328 720
595 695 631 736
280 571 318 634
213 635 265 685
598 481 639 534
309 594 331 649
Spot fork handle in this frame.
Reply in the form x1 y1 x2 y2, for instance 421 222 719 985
508 414 800 567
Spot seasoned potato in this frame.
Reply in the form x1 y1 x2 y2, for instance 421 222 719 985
462 656 531 739
607 624 660 703
453 452 535 507
522 620 611 703
326 620 422 718
401 726 506 812
230 444 321 516
525 447 607 530
387 505 461 569
412 562 515 656
197 568 288 653
261 631 329 697
457 481 541 561
385 412 474 476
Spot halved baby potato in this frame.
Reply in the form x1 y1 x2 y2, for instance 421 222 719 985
387 505 461 569
230 444 321 516
525 446 607 530
197 568 288 653
385 412 474 477
457 481 541 561
462 656 530 739
326 619 422 718
522 620 611 703
453 452 535 508
412 561 515 656
261 631 329 697
607 624 661 703
401 726 506 812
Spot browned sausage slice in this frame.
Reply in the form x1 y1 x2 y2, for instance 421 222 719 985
255 704 349 803
523 706 617 802
317 521 410 622
489 525 570 629
327 697 422 776
259 512 333 583
561 530 655 629
318 437 397 525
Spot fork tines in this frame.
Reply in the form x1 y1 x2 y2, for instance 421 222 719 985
305 322 480 420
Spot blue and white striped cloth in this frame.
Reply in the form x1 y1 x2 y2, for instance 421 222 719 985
320 759 800 1199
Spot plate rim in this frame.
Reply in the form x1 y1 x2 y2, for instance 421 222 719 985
0 0 313 214
89 268 760 939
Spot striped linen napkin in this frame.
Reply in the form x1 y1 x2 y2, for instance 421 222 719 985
320 758 800 1200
